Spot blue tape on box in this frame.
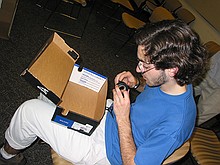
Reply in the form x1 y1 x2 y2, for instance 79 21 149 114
54 115 74 127
51 104 100 135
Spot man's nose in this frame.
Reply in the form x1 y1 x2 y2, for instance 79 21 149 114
136 65 141 73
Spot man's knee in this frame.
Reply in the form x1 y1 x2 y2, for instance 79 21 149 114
16 99 55 119
18 99 42 113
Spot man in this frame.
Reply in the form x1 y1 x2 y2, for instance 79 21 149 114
0 19 207 165
194 49 220 125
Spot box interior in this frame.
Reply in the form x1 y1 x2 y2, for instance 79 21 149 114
60 80 107 121
25 33 107 122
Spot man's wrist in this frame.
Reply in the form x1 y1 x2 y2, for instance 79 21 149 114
133 77 140 89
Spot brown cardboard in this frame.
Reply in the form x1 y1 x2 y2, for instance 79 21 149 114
21 33 108 135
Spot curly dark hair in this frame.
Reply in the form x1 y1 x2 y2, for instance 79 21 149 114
134 19 208 86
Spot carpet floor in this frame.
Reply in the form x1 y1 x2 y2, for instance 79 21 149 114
0 0 195 164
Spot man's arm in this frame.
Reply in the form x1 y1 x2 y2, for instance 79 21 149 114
117 117 136 165
113 86 137 165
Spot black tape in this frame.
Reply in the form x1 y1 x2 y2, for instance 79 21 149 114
21 70 61 105
68 50 78 60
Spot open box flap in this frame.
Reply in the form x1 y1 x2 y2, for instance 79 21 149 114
21 33 79 99
60 79 108 121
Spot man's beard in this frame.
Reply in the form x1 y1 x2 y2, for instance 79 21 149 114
144 70 167 87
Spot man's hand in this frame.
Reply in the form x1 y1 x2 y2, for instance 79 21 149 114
112 85 136 165
114 71 138 89
113 85 130 121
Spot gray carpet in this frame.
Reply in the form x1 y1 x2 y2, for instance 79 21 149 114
0 0 195 164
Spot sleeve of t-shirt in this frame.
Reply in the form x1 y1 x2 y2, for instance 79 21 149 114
134 130 178 165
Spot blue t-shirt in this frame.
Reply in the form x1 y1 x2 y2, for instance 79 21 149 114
105 85 196 165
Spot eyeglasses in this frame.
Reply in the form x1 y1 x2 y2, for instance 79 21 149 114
137 58 155 74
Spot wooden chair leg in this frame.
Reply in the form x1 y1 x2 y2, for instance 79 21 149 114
51 149 74 165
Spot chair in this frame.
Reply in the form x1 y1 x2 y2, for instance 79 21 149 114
96 0 134 19
122 12 146 31
37 0 86 19
190 127 220 164
163 0 182 13
112 0 135 11
149 6 175 23
175 8 195 25
204 41 220 58
111 0 148 14
50 140 190 165
144 0 182 13
114 6 174 58
162 140 190 165
44 0 95 38
51 149 73 165
111 12 146 59
144 0 158 12
199 113 220 139
121 6 175 34
102 0 147 29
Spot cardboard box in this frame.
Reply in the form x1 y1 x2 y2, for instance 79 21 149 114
21 33 108 135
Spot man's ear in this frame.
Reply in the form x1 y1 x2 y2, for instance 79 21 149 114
168 67 179 77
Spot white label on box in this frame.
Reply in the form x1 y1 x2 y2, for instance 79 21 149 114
71 122 93 134
69 64 107 92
